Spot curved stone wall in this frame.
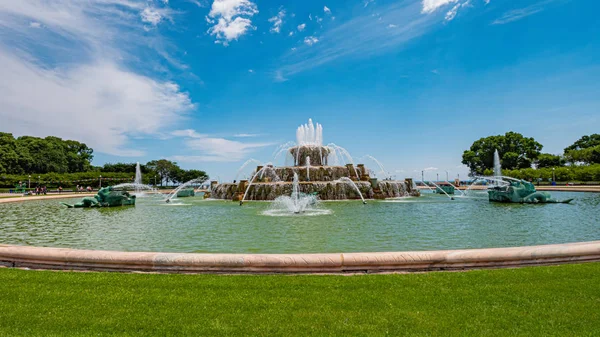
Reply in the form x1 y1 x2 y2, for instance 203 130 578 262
1 241 599 274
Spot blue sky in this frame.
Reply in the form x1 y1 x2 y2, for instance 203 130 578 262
0 0 598 181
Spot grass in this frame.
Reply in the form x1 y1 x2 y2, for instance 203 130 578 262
1 263 599 336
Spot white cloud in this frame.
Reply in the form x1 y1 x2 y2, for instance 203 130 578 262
387 24 397 28
492 1 549 25
303 36 319 46
233 133 261 137
187 0 206 7
141 7 163 26
171 130 273 162
268 9 285 33
29 21 41 28
297 23 306 31
248 69 254 73
278 1 439 78
423 167 438 171
421 0 458 14
0 0 193 156
207 0 258 45
274 70 287 82
445 3 460 21
288 31 294 36
0 54 194 156
171 129 205 139
324 6 331 14
364 0 375 7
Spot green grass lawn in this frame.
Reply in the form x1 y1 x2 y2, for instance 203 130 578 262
1 263 599 336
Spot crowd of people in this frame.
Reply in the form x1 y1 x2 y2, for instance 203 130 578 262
13 181 96 195
33 186 47 195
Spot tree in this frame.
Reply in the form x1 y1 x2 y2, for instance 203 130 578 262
178 169 208 184
462 132 543 175
0 134 94 174
0 133 22 174
535 153 564 168
566 145 600 165
146 159 180 186
564 134 600 165
564 134 600 153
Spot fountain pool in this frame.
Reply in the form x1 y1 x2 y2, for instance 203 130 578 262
0 191 597 254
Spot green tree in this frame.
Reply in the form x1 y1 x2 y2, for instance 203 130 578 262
146 159 180 186
0 134 93 174
564 134 600 164
564 134 600 153
0 133 22 174
178 169 209 184
535 153 564 168
462 132 543 175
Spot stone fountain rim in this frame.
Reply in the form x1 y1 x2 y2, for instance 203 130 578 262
1 240 599 274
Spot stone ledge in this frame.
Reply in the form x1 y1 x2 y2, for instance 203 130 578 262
0 194 94 204
1 241 599 274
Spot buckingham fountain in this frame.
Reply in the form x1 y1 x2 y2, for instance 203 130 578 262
209 119 419 203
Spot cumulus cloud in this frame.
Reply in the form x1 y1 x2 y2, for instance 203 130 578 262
324 6 331 14
207 0 258 45
0 53 193 156
29 21 41 28
268 9 285 33
0 0 193 156
170 129 273 162
303 36 319 46
297 23 306 31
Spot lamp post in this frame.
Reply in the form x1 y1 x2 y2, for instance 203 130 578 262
552 168 555 182
99 175 102 188
154 175 157 187
28 175 31 189
421 170 424 183
436 173 439 182
38 176 40 186
445 170 449 182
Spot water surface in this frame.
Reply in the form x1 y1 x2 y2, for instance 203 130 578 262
0 191 598 253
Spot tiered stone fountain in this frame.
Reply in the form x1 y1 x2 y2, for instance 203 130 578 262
209 119 419 202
